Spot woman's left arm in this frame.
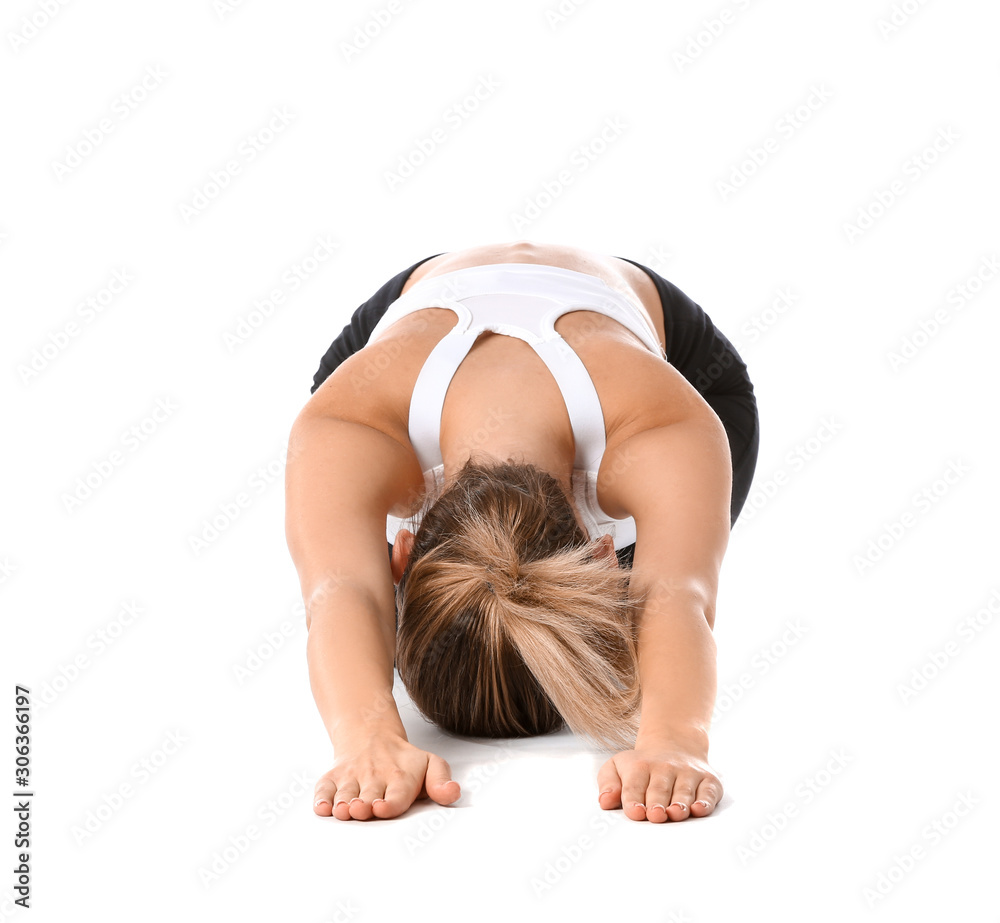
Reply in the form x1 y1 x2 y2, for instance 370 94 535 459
597 411 733 823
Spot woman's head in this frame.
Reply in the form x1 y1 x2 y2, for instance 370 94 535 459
392 458 642 752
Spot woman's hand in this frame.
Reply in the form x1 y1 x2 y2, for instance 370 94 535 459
596 741 723 823
313 734 460 821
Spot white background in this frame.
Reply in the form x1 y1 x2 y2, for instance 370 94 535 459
2 0 998 920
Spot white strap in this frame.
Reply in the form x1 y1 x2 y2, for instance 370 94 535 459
408 328 479 471
409 331 607 475
530 336 606 471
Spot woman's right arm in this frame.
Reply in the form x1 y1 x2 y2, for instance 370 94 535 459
285 405 460 819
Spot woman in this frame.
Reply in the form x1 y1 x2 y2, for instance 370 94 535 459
285 240 759 824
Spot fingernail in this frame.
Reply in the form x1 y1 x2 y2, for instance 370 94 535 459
599 789 613 796
314 799 329 807
633 802 645 809
372 798 386 805
349 797 363 804
651 803 666 813
671 802 689 811
694 800 710 808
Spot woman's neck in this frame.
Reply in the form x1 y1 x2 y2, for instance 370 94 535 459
440 426 585 531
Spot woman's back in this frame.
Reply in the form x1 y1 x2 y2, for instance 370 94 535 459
307 240 707 528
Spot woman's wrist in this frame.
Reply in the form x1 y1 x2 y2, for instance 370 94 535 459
331 713 409 751
634 721 710 755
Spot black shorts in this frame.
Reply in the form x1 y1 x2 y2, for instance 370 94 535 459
310 253 760 569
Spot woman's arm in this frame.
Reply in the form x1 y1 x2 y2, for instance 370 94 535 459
614 256 760 527
596 411 733 823
286 412 412 743
626 415 731 740
307 252 444 565
285 409 460 819
310 253 443 395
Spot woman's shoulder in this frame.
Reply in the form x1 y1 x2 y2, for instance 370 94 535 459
398 242 666 345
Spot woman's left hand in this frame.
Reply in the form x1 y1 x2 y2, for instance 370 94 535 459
596 743 723 823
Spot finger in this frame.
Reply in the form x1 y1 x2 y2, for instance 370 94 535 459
664 776 699 822
424 755 461 806
690 778 723 817
356 779 388 821
620 762 652 822
348 790 374 821
373 774 420 819
596 759 623 810
332 780 360 821
643 775 677 825
314 778 336 817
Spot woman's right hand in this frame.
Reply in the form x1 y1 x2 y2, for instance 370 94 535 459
313 734 461 820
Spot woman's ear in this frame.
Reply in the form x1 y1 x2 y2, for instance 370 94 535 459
390 529 416 585
593 533 618 567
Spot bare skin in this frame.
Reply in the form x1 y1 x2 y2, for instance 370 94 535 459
287 240 729 823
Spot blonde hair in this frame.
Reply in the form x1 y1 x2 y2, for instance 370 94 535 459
394 459 642 752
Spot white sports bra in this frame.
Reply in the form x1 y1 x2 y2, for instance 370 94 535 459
367 262 666 551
